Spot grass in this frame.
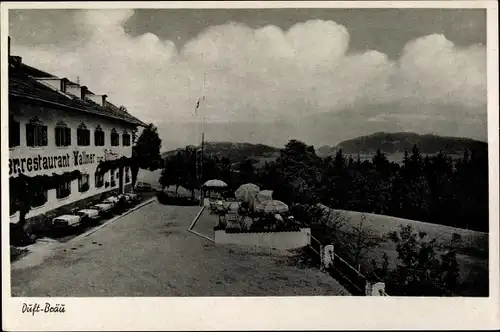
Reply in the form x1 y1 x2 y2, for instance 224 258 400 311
332 209 489 296
192 210 350 296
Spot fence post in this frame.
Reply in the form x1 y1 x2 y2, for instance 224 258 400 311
365 281 372 296
319 243 323 270
365 281 386 296
322 244 334 269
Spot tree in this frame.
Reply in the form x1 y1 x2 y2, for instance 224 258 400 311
291 203 348 246
343 213 381 270
179 146 198 199
133 123 162 171
160 152 184 194
10 174 35 244
274 140 321 205
238 158 256 184
372 149 390 177
131 123 162 189
385 225 460 296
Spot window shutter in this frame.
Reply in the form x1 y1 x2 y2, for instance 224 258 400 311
66 127 71 146
42 126 48 146
26 124 34 146
10 120 20 147
56 128 60 146
15 122 20 146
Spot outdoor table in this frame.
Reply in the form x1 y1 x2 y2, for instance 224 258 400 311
76 209 100 220
52 214 82 227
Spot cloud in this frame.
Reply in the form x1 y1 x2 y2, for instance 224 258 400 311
11 9 487 146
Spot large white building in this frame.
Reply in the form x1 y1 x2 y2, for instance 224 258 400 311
8 40 146 223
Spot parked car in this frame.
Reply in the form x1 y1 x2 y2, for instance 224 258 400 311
91 203 115 216
102 196 119 205
135 182 152 192
125 192 140 203
52 214 82 228
76 209 101 224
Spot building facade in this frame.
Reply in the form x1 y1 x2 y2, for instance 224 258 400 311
8 42 146 223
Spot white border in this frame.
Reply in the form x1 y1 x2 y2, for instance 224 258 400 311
2 1 499 331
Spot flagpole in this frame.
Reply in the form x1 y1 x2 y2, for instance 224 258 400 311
196 72 207 205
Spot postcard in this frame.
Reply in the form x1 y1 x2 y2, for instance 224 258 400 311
2 1 499 330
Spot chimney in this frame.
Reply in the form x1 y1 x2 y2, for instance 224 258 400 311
8 37 23 68
87 93 108 107
80 86 88 100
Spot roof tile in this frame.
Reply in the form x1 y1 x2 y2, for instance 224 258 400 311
9 60 146 127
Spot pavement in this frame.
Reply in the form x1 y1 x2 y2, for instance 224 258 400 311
11 201 349 297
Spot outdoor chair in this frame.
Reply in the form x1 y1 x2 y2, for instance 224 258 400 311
209 202 219 215
225 212 240 229
216 205 227 216
237 204 248 216
222 202 232 213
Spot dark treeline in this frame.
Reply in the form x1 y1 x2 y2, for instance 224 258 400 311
161 139 488 232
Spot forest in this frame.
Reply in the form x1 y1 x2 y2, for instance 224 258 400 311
161 139 489 233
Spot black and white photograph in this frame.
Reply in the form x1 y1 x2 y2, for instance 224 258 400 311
2 1 499 330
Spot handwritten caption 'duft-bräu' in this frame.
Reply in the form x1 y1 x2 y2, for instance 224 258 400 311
22 302 66 316
9 151 97 176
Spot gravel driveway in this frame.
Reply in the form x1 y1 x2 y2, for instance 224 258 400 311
11 201 349 296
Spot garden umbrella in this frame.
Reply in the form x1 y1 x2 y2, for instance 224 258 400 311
203 179 228 188
254 200 289 214
235 183 260 203
255 190 273 204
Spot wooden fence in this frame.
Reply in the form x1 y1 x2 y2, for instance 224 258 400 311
309 235 389 296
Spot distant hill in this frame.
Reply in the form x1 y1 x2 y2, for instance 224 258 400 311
317 132 487 157
161 141 280 164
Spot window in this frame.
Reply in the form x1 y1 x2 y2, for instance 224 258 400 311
9 115 20 148
94 125 105 146
111 128 120 146
56 180 71 199
95 172 104 188
31 186 48 207
77 123 90 146
55 121 71 147
78 173 90 193
110 169 116 187
26 117 48 147
122 130 131 146
125 167 131 183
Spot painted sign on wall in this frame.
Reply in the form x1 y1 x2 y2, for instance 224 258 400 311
9 150 97 175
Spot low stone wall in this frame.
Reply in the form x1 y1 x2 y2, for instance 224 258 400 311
215 228 311 250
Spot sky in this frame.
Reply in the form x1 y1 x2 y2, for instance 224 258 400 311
9 8 487 149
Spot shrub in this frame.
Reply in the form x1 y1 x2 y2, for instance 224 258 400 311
383 225 461 296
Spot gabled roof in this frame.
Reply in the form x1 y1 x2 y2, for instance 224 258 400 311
8 59 147 127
